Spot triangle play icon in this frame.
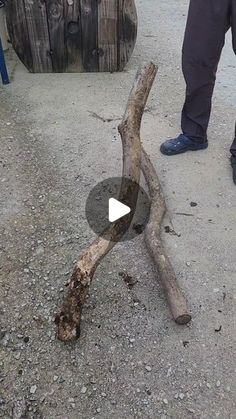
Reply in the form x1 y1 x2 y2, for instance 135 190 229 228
108 198 131 223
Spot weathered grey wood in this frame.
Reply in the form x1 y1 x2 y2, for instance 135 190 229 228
55 63 158 342
141 148 192 325
6 0 137 73
6 0 33 71
46 0 66 72
64 0 84 72
98 0 118 72
118 0 138 71
80 0 99 72
24 0 52 73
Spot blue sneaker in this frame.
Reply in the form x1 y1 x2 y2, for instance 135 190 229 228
160 134 208 156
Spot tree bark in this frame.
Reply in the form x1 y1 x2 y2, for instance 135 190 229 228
141 148 192 324
55 62 158 342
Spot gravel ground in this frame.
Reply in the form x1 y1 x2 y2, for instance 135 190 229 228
0 1 236 418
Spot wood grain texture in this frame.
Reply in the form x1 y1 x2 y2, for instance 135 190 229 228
46 0 66 72
6 0 33 71
80 0 98 72
118 0 138 71
141 148 191 325
24 0 52 72
55 63 158 342
64 0 83 72
98 0 118 72
6 0 137 73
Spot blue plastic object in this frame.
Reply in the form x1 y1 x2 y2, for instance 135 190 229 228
0 36 9 84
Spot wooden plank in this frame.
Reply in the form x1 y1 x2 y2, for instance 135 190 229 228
64 0 83 72
97 0 118 72
46 0 66 72
80 0 99 72
118 0 137 71
23 0 52 73
6 0 33 72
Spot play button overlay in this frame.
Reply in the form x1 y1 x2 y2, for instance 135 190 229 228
85 177 150 242
109 198 131 222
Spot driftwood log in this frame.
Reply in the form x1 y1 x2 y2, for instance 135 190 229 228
55 63 158 342
141 149 191 324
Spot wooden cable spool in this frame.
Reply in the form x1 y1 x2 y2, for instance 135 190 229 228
6 0 137 73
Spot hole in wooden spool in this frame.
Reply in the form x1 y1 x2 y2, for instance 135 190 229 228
68 21 79 34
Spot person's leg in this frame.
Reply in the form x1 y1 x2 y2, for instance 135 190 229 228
230 1 236 183
181 0 231 143
230 1 236 157
230 125 236 185
161 0 231 156
0 37 9 85
230 124 236 157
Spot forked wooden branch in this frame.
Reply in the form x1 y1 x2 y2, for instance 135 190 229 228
55 63 158 342
141 148 191 324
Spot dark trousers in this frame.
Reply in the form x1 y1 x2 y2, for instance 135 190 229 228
181 0 236 156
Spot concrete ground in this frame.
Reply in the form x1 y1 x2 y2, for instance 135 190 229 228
0 0 236 418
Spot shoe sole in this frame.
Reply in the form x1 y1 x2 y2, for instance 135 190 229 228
160 142 208 156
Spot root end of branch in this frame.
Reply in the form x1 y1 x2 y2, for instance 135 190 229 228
55 288 84 342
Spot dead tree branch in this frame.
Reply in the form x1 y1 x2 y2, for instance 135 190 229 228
55 63 158 342
141 148 192 324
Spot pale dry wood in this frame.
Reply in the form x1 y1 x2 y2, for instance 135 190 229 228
55 62 158 342
141 148 192 325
